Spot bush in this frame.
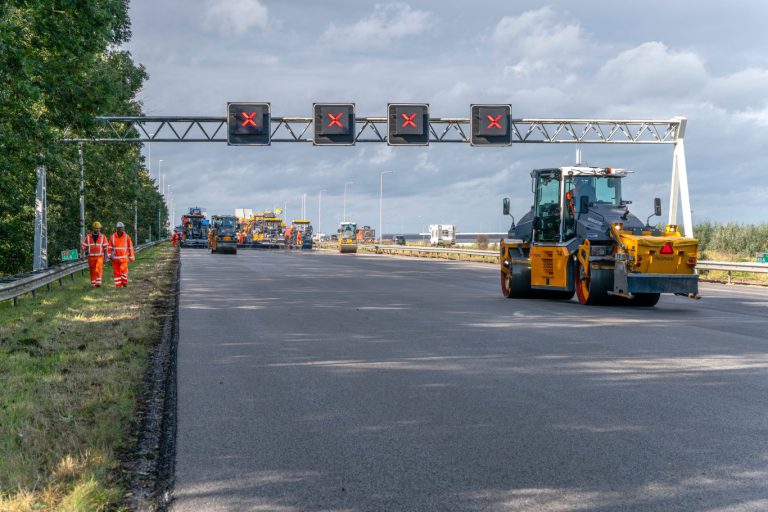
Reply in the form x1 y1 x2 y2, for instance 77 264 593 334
475 234 489 250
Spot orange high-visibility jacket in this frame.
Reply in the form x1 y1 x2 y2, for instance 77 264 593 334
109 232 135 260
81 232 110 257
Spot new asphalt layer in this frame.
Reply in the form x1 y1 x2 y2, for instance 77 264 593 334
172 249 768 511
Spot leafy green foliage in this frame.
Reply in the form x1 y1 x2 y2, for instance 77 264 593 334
0 1 159 275
694 221 768 259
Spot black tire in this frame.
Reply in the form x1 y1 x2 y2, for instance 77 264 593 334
500 266 532 298
630 293 661 307
533 289 575 301
575 262 612 305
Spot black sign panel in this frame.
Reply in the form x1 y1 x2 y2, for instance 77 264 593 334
227 102 271 146
387 103 429 145
471 104 512 146
313 103 356 145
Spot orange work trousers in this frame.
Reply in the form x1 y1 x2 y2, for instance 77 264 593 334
112 259 129 288
87 256 104 287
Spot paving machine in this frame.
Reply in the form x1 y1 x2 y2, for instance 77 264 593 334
255 211 285 248
290 220 314 249
356 226 376 244
499 166 699 306
338 222 358 254
208 215 239 254
180 207 209 248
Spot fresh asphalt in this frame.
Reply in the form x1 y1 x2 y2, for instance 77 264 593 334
172 249 768 511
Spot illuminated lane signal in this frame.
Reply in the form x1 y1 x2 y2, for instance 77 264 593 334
470 104 512 146
227 102 271 146
387 103 429 146
313 103 356 145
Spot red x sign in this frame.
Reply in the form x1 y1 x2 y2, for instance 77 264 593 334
241 112 257 127
486 114 502 129
401 113 417 128
328 113 344 127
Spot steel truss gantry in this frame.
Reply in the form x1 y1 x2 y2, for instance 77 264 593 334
62 115 692 237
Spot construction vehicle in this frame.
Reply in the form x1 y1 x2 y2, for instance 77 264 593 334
290 220 314 249
430 224 456 246
243 210 285 248
356 226 376 244
338 222 358 253
208 215 239 254
180 207 209 248
499 166 699 306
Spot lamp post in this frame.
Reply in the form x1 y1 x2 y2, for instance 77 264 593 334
159 159 164 197
318 189 327 235
379 171 393 242
343 181 354 222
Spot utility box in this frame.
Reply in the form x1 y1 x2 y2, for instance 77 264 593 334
429 224 456 246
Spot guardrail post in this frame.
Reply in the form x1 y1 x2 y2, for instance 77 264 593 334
727 270 732 285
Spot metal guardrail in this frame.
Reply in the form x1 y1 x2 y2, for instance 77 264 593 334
0 239 168 305
357 245 768 282
370 245 497 257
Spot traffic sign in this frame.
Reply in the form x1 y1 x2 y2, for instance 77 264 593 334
471 104 512 146
61 249 78 261
387 103 429 145
313 103 355 145
227 102 271 145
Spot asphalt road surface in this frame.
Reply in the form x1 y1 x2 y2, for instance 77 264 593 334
172 249 768 511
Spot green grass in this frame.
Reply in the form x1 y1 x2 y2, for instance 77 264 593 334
0 243 177 512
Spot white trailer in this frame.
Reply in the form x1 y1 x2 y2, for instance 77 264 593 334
429 224 456 246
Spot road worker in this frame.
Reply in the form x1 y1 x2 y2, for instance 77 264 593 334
81 221 110 288
172 230 179 247
284 226 293 249
296 230 303 247
109 222 135 288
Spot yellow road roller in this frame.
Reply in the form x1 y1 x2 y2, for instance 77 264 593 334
500 166 699 306
338 222 358 254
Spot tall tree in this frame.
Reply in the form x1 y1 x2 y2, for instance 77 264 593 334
0 1 158 275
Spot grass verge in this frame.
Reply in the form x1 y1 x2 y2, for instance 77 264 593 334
0 243 178 512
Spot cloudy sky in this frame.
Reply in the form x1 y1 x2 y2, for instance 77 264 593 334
126 0 768 234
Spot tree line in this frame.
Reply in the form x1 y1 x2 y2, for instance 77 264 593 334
1 1 162 276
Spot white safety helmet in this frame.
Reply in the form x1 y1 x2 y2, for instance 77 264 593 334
116 222 125 228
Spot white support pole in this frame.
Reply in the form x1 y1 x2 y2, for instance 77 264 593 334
33 164 48 270
668 118 692 237
78 143 85 244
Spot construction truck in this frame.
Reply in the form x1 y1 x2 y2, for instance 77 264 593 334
499 166 699 306
289 220 314 249
356 226 376 244
180 207 209 248
430 224 456 246
208 215 239 254
338 222 358 254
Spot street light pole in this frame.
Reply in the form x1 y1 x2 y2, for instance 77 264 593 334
343 181 353 222
379 171 393 243
318 189 327 235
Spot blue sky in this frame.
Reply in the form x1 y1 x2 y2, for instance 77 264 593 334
126 0 768 233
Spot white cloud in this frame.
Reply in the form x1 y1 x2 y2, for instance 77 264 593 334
203 0 268 36
320 3 432 49
705 68 768 110
491 7 586 66
597 42 708 100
